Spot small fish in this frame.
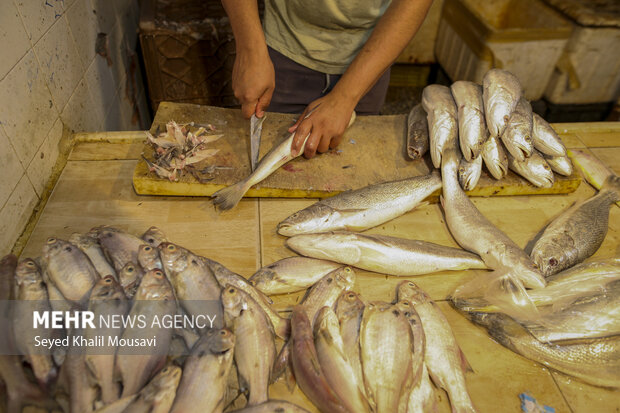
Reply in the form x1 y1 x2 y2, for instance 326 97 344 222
481 136 508 180
422 85 458 168
406 104 430 160
459 154 483 191
141 226 169 248
483 69 522 138
94 226 149 273
277 172 441 236
249 257 342 295
118 262 144 299
450 81 488 161
138 244 162 271
532 114 566 157
227 400 312 412
545 155 573 176
501 97 533 161
335 291 366 405
507 150 555 188
69 232 117 279
119 364 182 413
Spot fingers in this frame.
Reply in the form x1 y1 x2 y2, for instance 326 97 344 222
291 117 311 157
329 133 344 149
288 107 309 134
317 135 331 154
241 102 257 119
256 87 274 118
303 130 322 159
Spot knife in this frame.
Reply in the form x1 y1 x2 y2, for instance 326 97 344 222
250 114 266 172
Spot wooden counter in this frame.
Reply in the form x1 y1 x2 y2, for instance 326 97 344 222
19 120 620 413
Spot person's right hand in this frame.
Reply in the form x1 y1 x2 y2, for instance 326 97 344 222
232 48 275 119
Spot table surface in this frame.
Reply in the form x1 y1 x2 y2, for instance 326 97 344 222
19 120 620 413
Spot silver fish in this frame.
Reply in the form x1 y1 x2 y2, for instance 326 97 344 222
69 232 117 279
286 231 487 276
459 154 483 191
95 226 148 273
451 80 487 161
406 364 437 413
138 244 162 271
42 237 99 303
228 400 312 412
121 364 182 413
531 175 620 276
481 136 508 180
532 113 566 157
442 147 545 289
141 226 169 248
249 257 342 295
398 281 477 413
118 262 144 299
501 97 533 161
212 111 357 210
545 155 573 176
422 84 458 168
277 172 441 236
299 266 356 325
483 69 522 138
222 285 275 406
171 329 235 413
335 291 366 400
64 341 98 413
406 104 430 160
507 150 554 188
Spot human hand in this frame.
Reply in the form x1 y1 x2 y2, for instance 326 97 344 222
232 49 275 118
289 93 356 158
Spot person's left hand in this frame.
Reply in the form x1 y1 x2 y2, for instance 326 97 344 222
289 92 356 159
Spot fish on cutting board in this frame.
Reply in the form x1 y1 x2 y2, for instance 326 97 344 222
501 97 533 161
450 80 488 161
483 69 522 138
406 104 429 160
421 84 458 168
507 150 555 188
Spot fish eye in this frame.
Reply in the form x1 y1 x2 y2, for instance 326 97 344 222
26 261 35 268
167 245 176 251
347 292 355 298
219 330 227 336
408 282 414 287
47 237 56 244
162 367 168 373
549 258 558 267
344 267 351 273
144 246 152 251
154 270 163 277
228 288 235 294
126 266 134 273
148 238 155 243
105 278 112 283
65 246 72 252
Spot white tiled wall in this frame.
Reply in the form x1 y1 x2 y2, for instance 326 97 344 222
0 0 150 256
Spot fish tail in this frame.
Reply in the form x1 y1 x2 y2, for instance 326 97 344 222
601 174 620 202
211 180 250 211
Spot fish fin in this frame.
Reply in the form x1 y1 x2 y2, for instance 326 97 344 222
458 347 474 374
212 180 250 211
271 341 291 383
273 316 291 340
283 363 297 392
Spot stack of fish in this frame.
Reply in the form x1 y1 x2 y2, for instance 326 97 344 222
408 69 573 190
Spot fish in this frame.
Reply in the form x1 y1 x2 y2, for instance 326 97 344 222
360 301 415 413
138 244 163 271
142 226 169 248
12 258 58 387
221 285 275 406
532 114 566 157
118 262 144 299
531 175 620 276
117 269 176 397
85 275 129 404
212 111 356 210
450 80 488 161
286 231 487 276
64 340 98 413
41 237 99 303
406 364 437 413
441 147 545 289
406 104 430 160
335 291 366 399
421 84 458 168
501 97 533 161
158 242 223 327
227 400 312 412
298 266 356 325
69 232 117 279
507 150 554 188
314 306 371 413
277 172 442 236
545 155 573 176
116 364 182 413
94 226 149 273
481 136 508 180
568 149 615 190
482 69 522 138
289 305 349 413
171 328 236 413
249 257 342 295
468 312 620 389
459 154 483 191
397 281 477 413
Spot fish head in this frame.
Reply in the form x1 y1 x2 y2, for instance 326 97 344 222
90 275 126 302
68 232 97 249
142 226 168 247
41 237 68 260
335 290 365 320
396 280 429 305
135 269 174 301
119 262 144 290
158 242 189 272
198 328 235 356
138 245 161 269
15 258 42 285
332 266 356 291
532 245 569 277
221 284 246 318
277 204 341 236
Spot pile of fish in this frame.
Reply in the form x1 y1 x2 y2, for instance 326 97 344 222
408 69 573 190
143 120 222 182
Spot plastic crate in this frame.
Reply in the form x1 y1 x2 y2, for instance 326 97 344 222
434 0 573 100
138 0 238 111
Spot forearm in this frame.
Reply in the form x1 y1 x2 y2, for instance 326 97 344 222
332 0 434 107
221 0 267 54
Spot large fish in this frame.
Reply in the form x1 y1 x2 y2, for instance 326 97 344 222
545 155 573 176
335 291 366 396
532 114 566 157
500 97 533 161
360 301 415 413
286 232 486 276
507 150 554 188
277 172 441 236
406 104 430 160
171 328 235 412
451 81 488 161
42 237 99 303
481 136 508 180
469 312 620 389
212 111 356 210
69 232 117 279
94 226 148 273
441 147 545 289
249 257 342 295
531 175 620 276
397 281 476 413
422 84 458 168
482 69 522 138
222 285 275 406
459 154 483 191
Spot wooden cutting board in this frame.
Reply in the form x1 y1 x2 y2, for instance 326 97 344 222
133 102 580 199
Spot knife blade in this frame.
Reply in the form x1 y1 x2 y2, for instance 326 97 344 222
250 114 266 172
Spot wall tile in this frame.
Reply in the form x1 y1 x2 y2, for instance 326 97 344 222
137 89 151 130
15 0 65 45
85 55 116 116
0 174 39 256
26 119 62 196
66 0 99 68
0 2 31 80
107 20 128 93
0 126 27 209
60 78 103 133
103 91 123 131
0 51 58 166
34 15 84 111
118 85 138 130
91 0 117 34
